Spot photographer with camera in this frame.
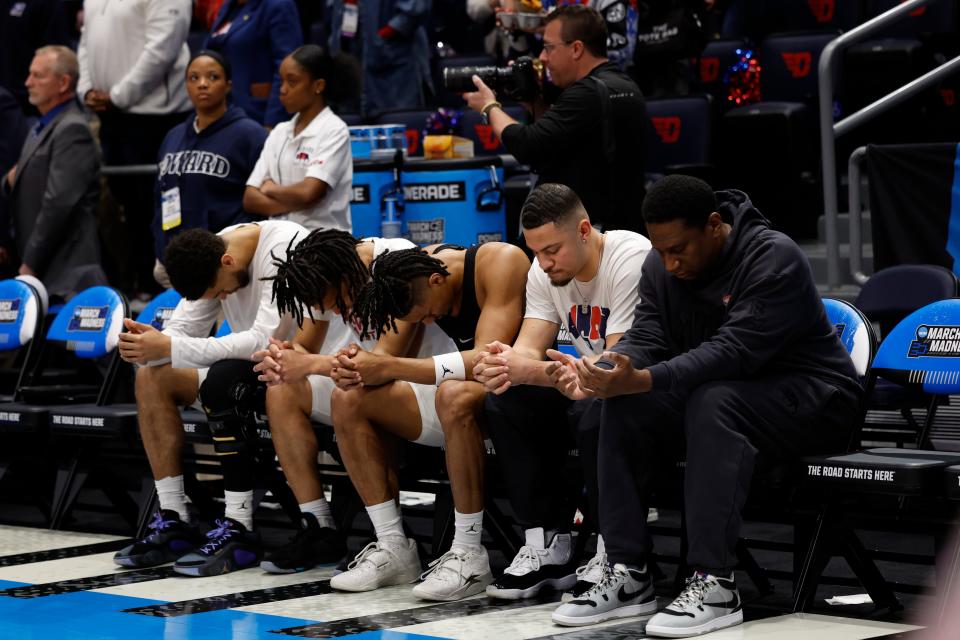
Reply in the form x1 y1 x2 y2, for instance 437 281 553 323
461 5 649 233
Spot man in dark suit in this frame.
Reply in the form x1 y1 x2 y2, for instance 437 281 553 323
2 45 104 300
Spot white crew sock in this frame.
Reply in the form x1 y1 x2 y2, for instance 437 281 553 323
366 499 405 541
596 534 606 555
300 497 336 530
452 509 483 551
224 490 254 530
155 475 190 524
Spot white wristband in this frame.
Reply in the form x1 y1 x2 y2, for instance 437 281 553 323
433 352 466 386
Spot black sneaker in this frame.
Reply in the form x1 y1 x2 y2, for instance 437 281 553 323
113 509 199 568
261 513 347 574
485 528 577 600
173 518 262 577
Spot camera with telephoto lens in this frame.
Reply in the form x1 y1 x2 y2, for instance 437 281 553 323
443 56 543 102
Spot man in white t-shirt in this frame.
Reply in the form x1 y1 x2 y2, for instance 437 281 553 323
243 106 352 232
244 229 455 574
473 183 650 604
111 220 318 577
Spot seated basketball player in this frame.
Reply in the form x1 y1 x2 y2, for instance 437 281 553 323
292 243 528 601
473 183 651 602
113 221 315 576
248 229 454 574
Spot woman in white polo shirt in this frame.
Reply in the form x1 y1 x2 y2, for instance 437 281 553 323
243 45 352 232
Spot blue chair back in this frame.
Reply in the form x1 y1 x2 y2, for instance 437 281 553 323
0 279 44 352
135 289 183 331
46 286 127 359
872 299 960 394
645 96 712 172
823 298 876 379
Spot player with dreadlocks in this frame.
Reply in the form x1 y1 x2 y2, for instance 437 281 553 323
308 241 529 602
250 228 456 574
112 220 321 578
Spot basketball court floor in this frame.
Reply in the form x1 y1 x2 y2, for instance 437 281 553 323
0 524 923 640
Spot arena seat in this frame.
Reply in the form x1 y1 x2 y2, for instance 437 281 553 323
694 38 748 111
854 265 958 446
795 298 960 612
0 278 48 488
779 0 862 32
644 95 713 180
869 0 957 37
0 278 47 401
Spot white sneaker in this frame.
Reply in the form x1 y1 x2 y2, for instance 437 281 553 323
645 571 743 638
411 546 494 601
485 528 577 599
561 549 608 602
329 536 421 592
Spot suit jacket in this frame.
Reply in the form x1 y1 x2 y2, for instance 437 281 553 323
3 100 103 299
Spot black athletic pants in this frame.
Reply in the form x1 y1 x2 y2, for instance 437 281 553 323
484 385 601 532
199 359 265 492
598 376 859 575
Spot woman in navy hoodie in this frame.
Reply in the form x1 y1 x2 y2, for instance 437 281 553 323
152 50 268 287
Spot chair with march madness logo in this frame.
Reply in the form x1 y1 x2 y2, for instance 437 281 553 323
0 278 48 489
644 96 713 181
0 286 129 436
854 265 958 446
0 278 46 402
795 298 960 613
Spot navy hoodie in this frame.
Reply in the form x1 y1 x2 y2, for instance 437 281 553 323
153 106 268 262
613 190 860 398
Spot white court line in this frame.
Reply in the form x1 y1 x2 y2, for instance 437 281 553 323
94 565 336 601
0 525 124 558
236 583 447 622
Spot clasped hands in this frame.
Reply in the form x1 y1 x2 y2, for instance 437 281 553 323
253 340 386 389
472 340 645 399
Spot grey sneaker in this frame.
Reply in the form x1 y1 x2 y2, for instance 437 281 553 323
551 563 657 627
645 571 742 638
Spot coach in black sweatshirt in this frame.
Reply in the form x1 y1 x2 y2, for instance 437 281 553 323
548 175 861 635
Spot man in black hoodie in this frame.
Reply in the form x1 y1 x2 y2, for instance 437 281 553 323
548 175 862 636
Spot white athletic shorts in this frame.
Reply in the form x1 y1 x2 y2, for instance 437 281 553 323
307 375 444 448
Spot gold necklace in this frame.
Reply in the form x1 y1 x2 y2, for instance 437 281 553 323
572 233 604 310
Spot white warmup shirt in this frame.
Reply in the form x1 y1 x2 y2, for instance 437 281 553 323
246 108 353 232
525 230 651 357
318 237 456 355
162 220 308 368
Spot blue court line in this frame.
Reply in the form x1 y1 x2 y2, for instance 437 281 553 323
0 579 449 640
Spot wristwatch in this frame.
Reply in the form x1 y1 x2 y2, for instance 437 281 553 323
481 100 502 125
